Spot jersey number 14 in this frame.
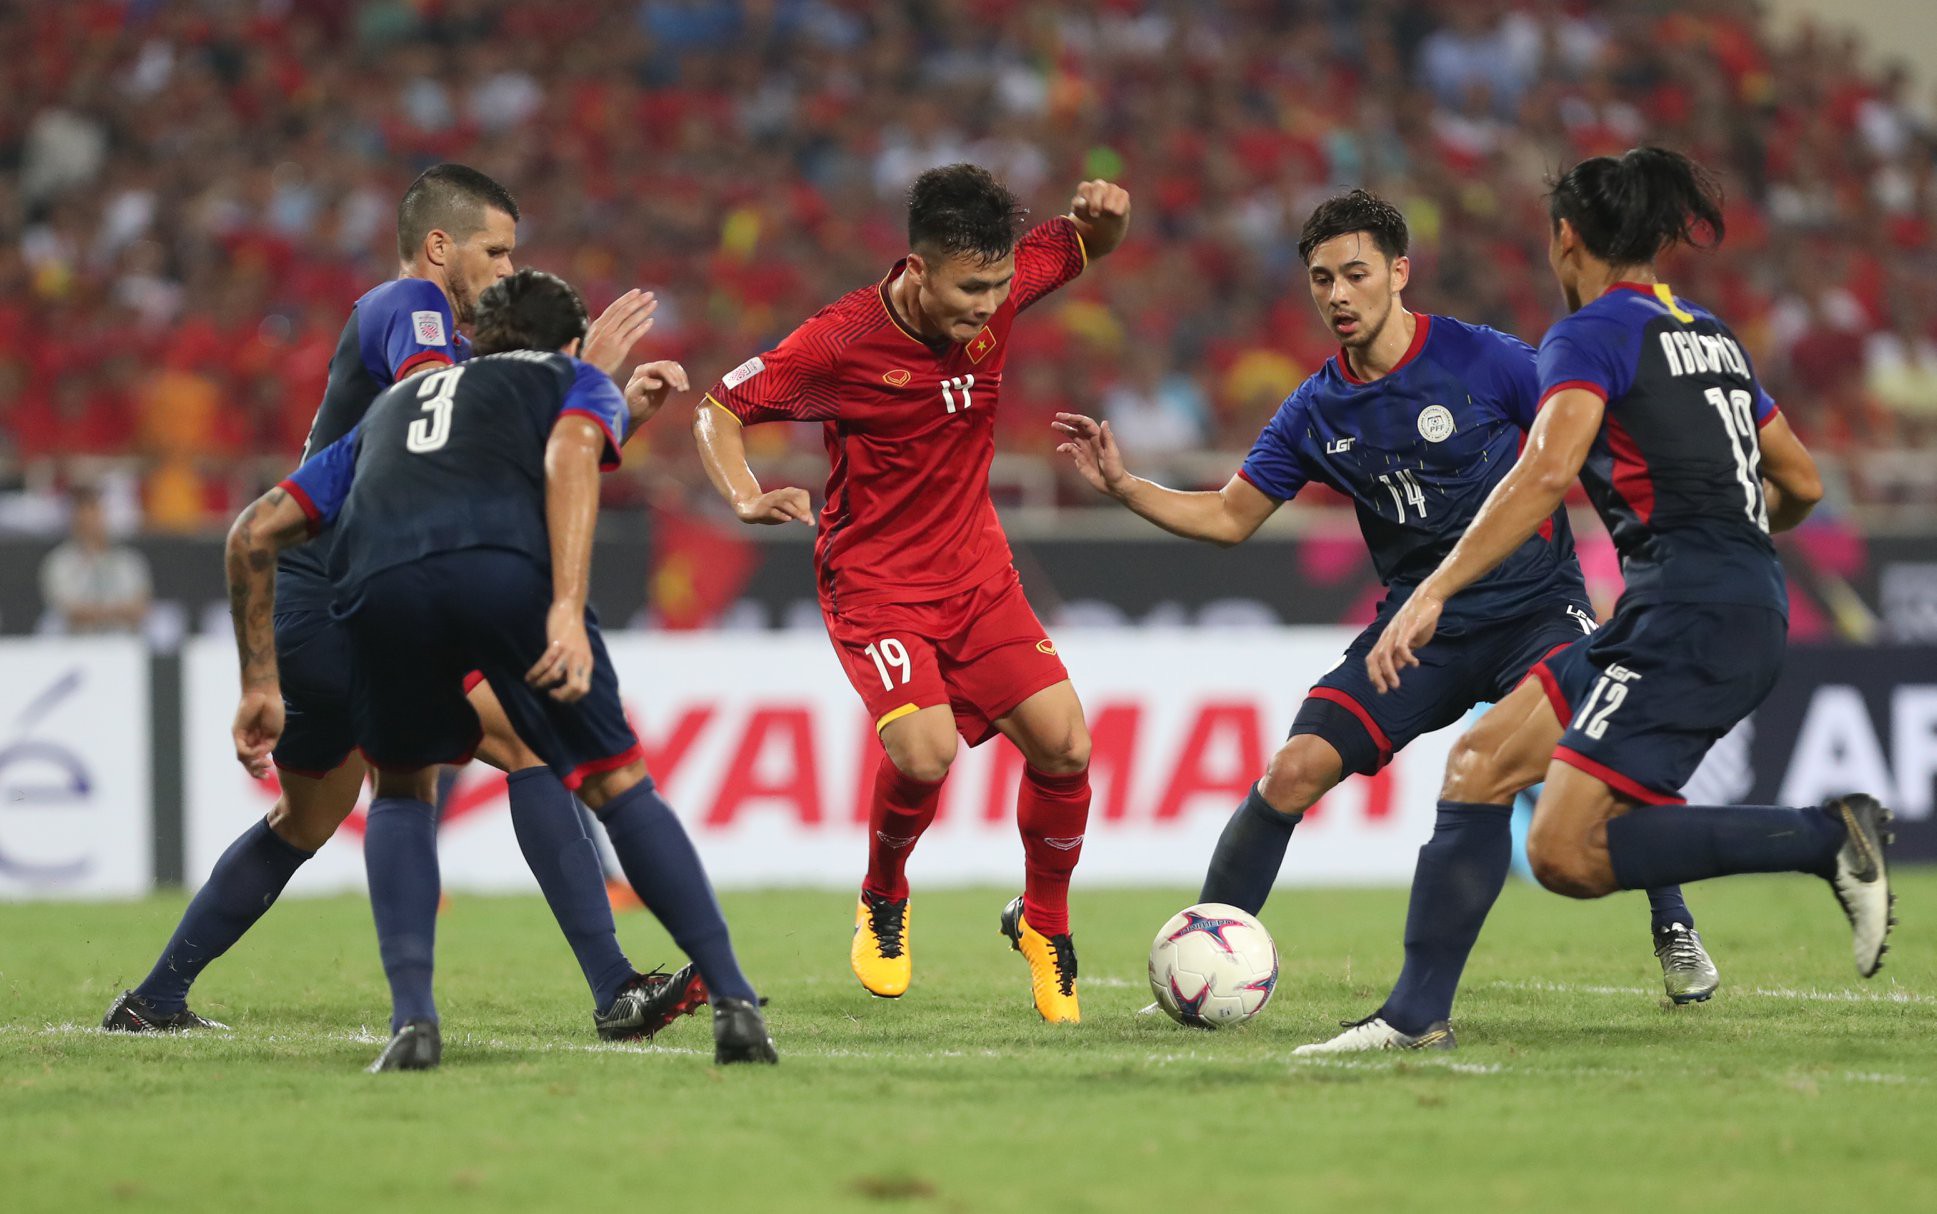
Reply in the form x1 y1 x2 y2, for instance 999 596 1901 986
1378 469 1427 520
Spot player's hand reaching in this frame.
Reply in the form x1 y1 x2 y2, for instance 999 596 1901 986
624 360 689 432
528 601 595 702
232 687 285 779
1366 587 1445 694
1068 180 1132 258
1052 412 1130 497
581 289 659 378
734 486 814 526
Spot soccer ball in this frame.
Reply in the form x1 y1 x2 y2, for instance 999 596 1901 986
1147 902 1279 1029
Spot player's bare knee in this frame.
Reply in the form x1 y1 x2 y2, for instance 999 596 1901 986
578 761 647 812
373 767 437 802
1258 739 1331 814
1527 835 1612 899
1028 724 1090 775
267 795 345 852
886 742 954 784
1440 729 1519 806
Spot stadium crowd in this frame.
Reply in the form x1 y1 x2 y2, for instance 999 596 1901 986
3 0 1936 531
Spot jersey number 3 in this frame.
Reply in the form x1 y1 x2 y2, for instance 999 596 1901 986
407 366 463 454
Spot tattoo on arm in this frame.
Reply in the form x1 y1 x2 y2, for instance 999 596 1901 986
225 488 300 690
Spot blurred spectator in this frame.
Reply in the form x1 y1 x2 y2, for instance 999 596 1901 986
38 485 151 634
1866 300 1937 440
1099 346 1211 456
0 0 1932 525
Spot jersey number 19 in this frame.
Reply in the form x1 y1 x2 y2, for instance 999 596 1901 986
1704 387 1768 532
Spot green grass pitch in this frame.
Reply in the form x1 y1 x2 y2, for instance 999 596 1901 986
3 875 1932 1212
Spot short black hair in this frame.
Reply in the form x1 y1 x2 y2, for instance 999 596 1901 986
1297 189 1409 266
396 163 520 261
906 164 1028 264
469 268 588 357
1549 147 1725 265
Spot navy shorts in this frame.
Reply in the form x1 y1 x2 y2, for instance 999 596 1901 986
1292 597 1598 776
271 609 357 778
340 549 641 789
1528 601 1786 804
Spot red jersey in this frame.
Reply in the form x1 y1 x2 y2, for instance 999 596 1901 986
706 217 1087 610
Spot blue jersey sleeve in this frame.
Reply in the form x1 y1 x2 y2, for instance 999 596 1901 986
1536 313 1633 409
1237 389 1311 501
559 360 628 471
278 424 360 533
360 279 459 385
1478 327 1543 430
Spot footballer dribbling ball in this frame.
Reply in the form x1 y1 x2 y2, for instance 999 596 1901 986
1147 902 1279 1029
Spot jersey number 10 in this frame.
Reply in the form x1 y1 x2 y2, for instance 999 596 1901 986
407 366 464 454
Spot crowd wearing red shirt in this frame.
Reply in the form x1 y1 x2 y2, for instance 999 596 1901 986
3 0 1933 530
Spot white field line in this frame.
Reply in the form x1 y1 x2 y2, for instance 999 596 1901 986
11 1021 1927 1087
1486 978 1935 1006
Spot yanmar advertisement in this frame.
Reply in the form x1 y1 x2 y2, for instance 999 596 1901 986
182 630 1455 894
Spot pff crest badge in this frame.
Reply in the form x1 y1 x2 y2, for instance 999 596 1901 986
1417 404 1456 442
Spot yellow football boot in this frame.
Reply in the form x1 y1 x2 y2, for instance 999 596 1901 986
851 891 912 997
999 895 1080 1023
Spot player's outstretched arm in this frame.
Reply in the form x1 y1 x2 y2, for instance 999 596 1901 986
224 487 311 776
692 400 813 525
1067 180 1131 259
580 289 659 380
622 360 689 438
530 416 605 703
1053 412 1276 546
1757 412 1823 533
1366 388 1602 693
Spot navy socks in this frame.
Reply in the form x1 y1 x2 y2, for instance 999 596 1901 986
364 797 441 1031
1646 885 1695 934
506 767 634 1011
1198 785 1301 914
134 817 312 1013
1607 804 1846 891
595 777 757 1004
1381 801 1513 1036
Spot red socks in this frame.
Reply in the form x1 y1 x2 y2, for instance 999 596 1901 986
861 756 1092 932
1017 765 1091 936
861 753 944 901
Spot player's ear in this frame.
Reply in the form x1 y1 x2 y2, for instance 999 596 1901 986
423 228 452 268
905 252 926 284
1389 254 1410 294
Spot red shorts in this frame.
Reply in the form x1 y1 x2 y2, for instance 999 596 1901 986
824 569 1069 746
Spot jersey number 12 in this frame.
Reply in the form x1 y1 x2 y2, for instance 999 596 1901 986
407 366 464 454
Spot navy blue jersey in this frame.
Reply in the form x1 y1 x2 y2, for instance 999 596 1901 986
1536 283 1784 611
280 351 626 609
276 278 468 615
1241 314 1585 630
